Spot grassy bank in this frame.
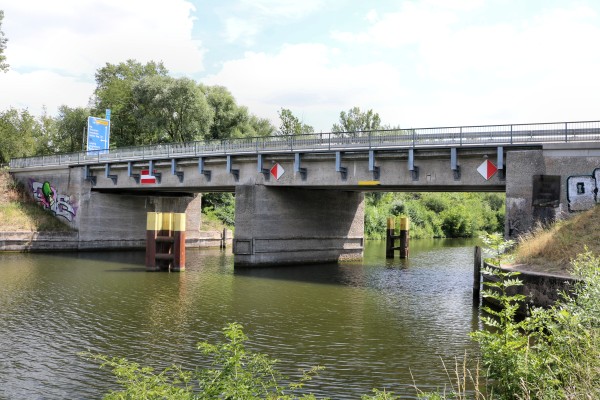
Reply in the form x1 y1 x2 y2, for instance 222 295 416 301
512 205 600 276
0 169 71 232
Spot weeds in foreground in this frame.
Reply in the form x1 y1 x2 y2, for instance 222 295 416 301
471 250 600 400
82 322 324 400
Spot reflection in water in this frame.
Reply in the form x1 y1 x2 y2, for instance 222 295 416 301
0 240 479 399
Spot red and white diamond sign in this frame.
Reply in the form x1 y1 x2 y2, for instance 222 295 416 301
270 163 285 180
477 160 498 180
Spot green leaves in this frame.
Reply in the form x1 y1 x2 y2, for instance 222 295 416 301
331 107 381 135
470 249 600 399
278 108 314 136
479 232 514 266
85 322 326 400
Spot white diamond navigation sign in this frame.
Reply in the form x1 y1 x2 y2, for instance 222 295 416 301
477 160 498 180
270 163 285 180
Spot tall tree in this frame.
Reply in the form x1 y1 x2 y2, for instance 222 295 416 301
0 109 38 163
331 106 381 134
205 85 248 140
0 10 9 72
247 115 276 137
278 108 313 135
92 60 168 147
132 76 213 142
53 106 89 153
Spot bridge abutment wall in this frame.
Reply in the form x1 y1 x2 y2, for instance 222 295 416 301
9 166 203 250
233 185 364 267
506 144 600 239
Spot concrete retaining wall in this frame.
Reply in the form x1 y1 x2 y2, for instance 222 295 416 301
483 262 577 312
0 230 232 252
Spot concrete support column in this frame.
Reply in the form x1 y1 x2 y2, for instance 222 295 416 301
233 185 364 267
184 194 202 238
505 150 545 239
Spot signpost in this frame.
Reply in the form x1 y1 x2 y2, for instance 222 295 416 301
87 116 110 154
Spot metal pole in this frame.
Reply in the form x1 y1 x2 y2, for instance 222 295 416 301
399 217 410 259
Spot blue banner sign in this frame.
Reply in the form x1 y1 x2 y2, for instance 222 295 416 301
87 116 110 154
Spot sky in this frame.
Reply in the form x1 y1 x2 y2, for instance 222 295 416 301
1 0 600 132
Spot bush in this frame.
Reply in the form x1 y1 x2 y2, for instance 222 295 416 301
471 248 600 400
83 323 323 400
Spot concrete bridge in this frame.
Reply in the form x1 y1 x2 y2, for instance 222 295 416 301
9 120 600 267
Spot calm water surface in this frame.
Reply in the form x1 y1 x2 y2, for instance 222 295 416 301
0 239 480 399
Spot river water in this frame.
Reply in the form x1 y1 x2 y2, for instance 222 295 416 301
0 239 480 399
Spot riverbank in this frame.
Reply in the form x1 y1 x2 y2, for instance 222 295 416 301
510 204 600 277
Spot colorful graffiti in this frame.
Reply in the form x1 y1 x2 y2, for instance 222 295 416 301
30 180 77 221
567 168 600 212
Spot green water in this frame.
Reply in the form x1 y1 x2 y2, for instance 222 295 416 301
0 239 480 399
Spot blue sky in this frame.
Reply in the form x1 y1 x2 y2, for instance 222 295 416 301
1 0 600 132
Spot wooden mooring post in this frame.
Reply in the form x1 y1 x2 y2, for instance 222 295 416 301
221 227 227 249
473 245 482 301
385 216 410 259
385 217 395 258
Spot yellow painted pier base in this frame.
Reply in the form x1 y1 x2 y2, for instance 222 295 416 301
385 216 410 259
146 212 186 271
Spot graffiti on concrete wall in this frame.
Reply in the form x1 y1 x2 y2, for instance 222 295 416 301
567 169 600 212
30 180 77 221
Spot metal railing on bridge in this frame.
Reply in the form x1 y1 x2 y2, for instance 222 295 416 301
9 120 600 169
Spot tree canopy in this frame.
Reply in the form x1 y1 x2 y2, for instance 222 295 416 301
0 109 40 164
277 108 313 135
332 106 381 134
92 60 169 147
132 75 213 143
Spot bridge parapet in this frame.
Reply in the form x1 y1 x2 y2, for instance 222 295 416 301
9 120 600 170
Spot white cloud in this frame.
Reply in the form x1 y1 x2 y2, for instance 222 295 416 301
326 2 600 128
222 0 323 44
0 70 95 113
0 0 203 115
204 43 408 131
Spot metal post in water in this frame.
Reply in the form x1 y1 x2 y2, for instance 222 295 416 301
146 212 160 271
399 217 410 259
473 246 482 301
221 228 227 249
386 217 395 259
171 213 186 272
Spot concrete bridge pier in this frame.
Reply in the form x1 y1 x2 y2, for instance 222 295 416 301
233 185 364 267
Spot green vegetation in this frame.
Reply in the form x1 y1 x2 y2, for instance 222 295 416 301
201 193 236 230
278 108 314 135
331 106 381 134
512 205 600 275
82 323 323 400
467 249 600 400
365 192 505 240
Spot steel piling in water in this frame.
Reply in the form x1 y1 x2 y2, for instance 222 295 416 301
146 212 186 271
